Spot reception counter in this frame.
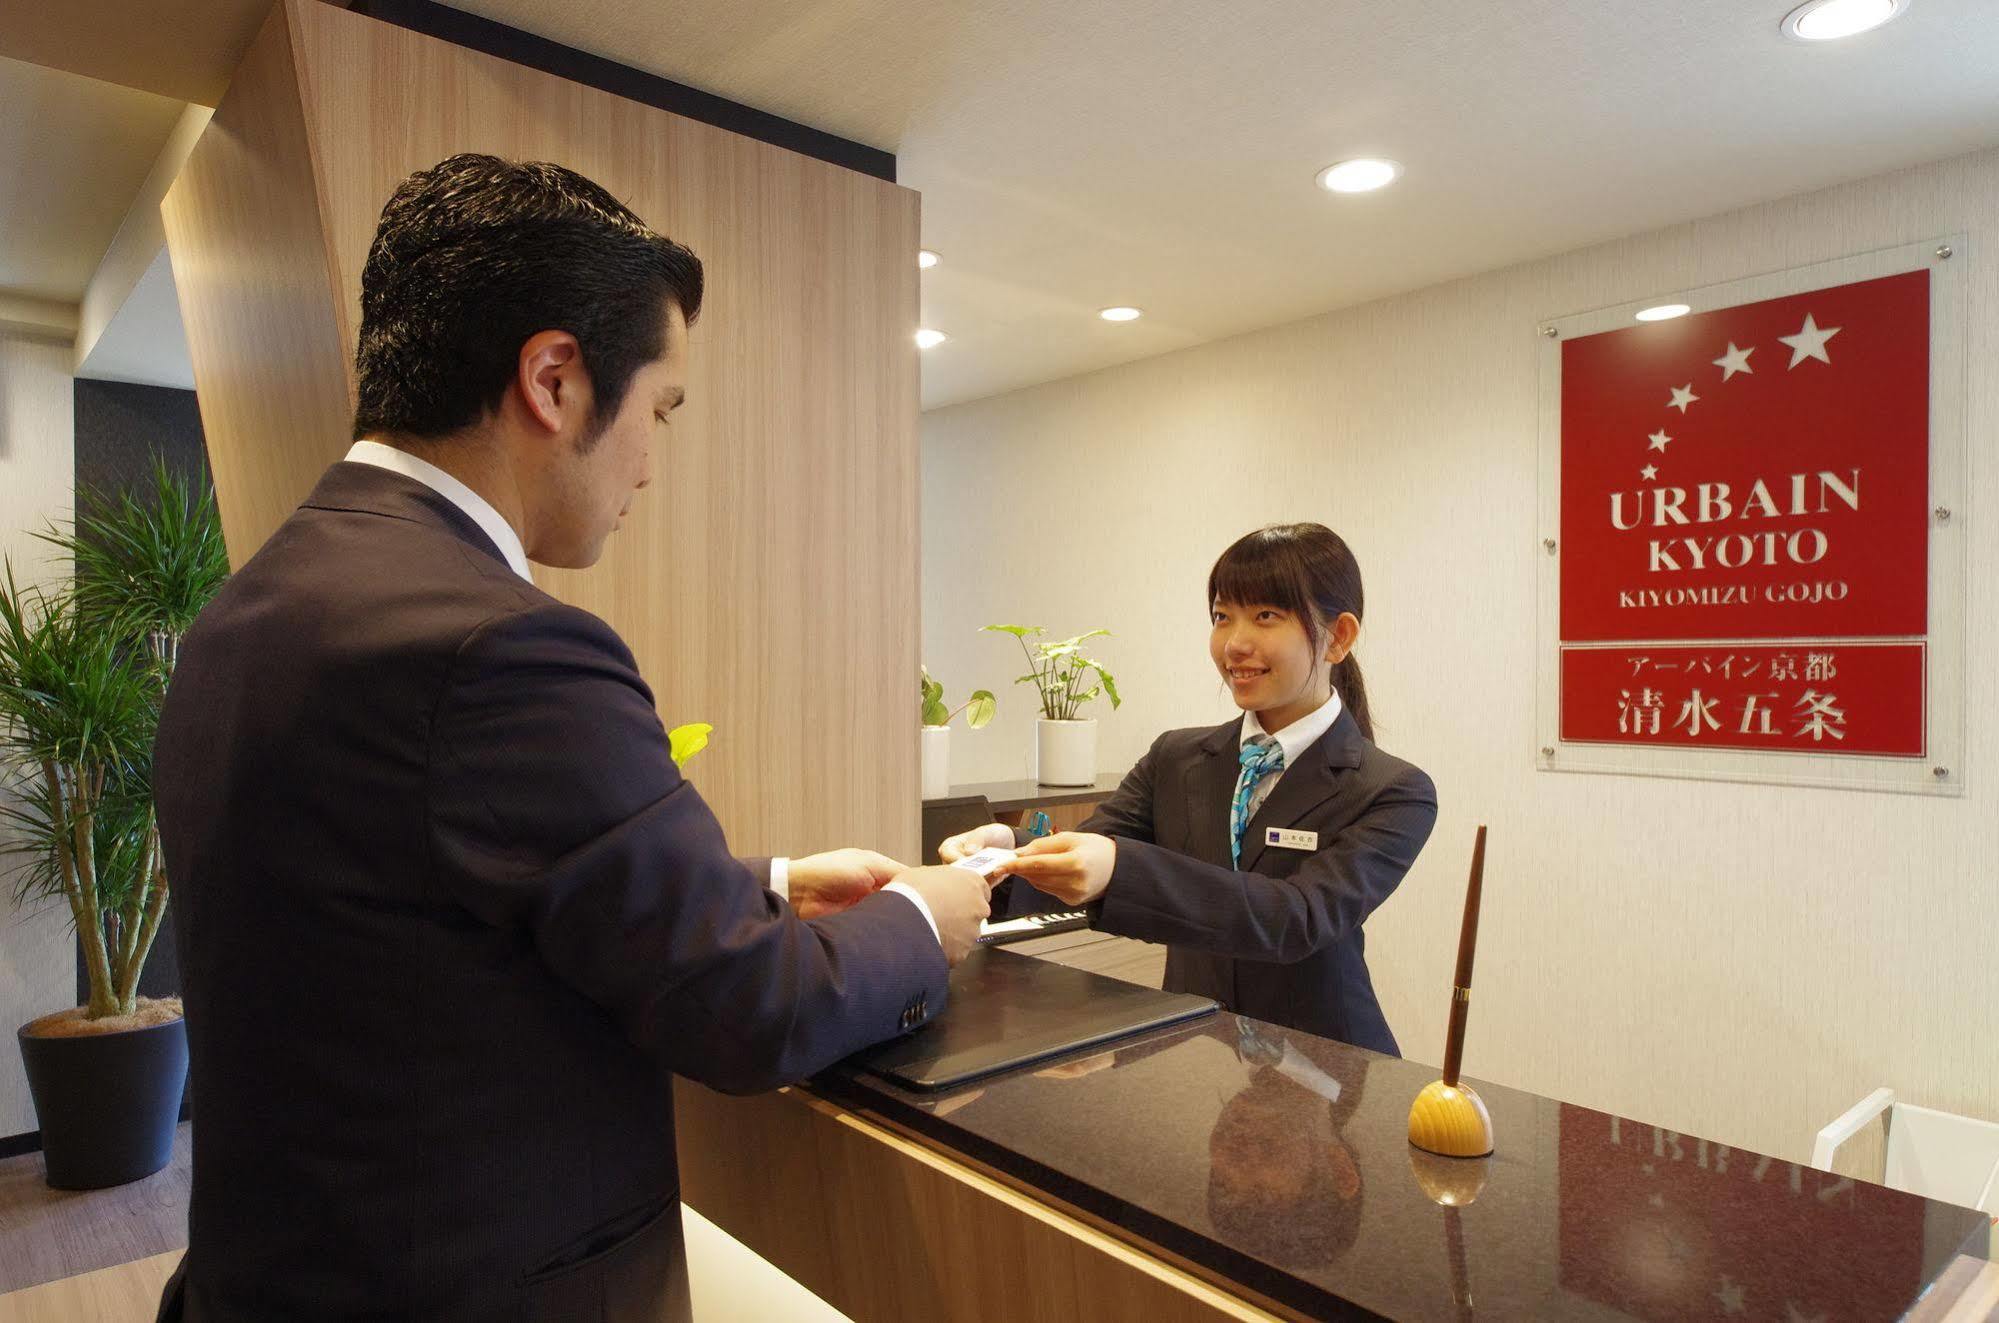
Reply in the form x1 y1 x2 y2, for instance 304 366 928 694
676 953 1991 1322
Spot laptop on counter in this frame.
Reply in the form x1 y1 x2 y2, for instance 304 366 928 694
850 946 1218 1092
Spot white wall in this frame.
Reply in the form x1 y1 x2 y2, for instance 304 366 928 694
76 247 196 390
922 146 1999 1166
75 103 209 390
0 334 78 1137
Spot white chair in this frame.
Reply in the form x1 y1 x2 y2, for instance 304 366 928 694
1812 1087 1999 1215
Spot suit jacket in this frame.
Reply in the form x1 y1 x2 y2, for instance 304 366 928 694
152 462 948 1322
1014 710 1435 1054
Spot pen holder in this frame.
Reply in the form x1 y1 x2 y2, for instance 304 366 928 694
1409 825 1494 1159
1408 1079 1494 1158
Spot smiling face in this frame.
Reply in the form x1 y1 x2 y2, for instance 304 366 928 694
1210 598 1335 732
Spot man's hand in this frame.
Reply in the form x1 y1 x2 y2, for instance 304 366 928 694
892 864 992 965
937 822 1014 863
786 848 904 920
991 832 1116 907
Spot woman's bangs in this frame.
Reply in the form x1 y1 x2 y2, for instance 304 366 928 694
1208 536 1312 621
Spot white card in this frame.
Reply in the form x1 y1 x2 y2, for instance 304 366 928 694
1264 827 1319 851
952 846 1016 879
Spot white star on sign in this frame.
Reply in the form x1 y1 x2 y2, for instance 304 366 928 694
1713 342 1755 380
1668 384 1699 413
1641 464 1658 481
1648 430 1672 453
1716 1276 1748 1314
1778 313 1840 368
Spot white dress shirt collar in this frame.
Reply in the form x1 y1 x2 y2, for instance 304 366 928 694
344 440 533 582
1241 688 1344 768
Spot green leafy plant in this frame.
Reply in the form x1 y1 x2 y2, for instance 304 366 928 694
920 667 995 730
0 460 228 1020
980 625 1122 722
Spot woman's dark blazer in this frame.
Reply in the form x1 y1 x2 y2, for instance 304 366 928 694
1013 708 1436 1055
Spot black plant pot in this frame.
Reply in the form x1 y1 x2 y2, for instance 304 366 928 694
18 1016 188 1190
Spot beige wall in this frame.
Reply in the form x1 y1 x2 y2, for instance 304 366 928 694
922 146 1999 1165
0 335 78 1136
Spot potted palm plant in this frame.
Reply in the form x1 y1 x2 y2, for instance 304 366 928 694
981 625 1120 787
1 460 227 1189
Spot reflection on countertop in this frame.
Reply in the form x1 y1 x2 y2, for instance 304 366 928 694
822 985 1987 1321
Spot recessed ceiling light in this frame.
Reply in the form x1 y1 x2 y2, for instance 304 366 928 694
1635 303 1691 322
1316 158 1402 194
1099 306 1143 322
914 328 947 350
918 250 940 269
1782 0 1908 41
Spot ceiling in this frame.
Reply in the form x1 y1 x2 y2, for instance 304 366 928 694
0 0 268 106
0 56 185 305
5 1 1999 407
439 0 1999 409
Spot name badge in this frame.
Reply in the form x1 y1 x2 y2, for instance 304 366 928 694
1265 827 1319 852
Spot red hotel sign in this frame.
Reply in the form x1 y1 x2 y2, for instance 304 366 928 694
1559 270 1930 757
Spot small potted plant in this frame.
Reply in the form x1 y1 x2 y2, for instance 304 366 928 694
1 460 227 1189
981 625 1120 787
919 668 995 800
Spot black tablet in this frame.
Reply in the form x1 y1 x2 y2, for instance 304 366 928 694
851 947 1218 1092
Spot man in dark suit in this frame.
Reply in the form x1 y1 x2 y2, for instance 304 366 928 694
153 154 989 1322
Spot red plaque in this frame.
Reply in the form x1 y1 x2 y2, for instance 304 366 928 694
1558 270 1929 757
1559 643 1923 755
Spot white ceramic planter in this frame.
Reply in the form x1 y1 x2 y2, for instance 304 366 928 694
1036 718 1098 787
920 725 952 800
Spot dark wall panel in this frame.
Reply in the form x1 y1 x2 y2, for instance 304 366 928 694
73 378 210 501
72 378 212 1014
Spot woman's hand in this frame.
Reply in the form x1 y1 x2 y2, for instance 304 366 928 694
992 832 1117 906
937 822 1015 863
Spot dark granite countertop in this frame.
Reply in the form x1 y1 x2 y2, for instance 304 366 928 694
820 954 1989 1321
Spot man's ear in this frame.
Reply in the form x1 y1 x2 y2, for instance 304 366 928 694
516 331 586 434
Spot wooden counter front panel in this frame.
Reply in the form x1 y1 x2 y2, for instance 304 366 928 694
673 1080 1285 1323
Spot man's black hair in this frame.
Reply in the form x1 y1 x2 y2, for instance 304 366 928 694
351 153 703 443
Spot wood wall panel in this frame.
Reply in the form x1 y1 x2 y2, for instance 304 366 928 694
161 1 353 570
165 0 921 860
